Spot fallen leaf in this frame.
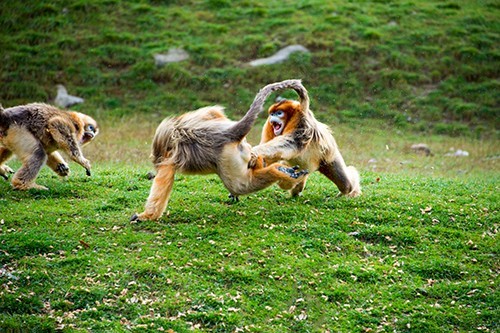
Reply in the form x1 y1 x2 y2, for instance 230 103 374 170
79 240 90 249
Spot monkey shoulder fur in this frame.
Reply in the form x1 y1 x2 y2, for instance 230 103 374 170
0 103 99 190
131 80 309 222
252 84 361 198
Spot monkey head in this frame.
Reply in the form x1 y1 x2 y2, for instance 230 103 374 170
266 100 302 137
74 112 99 146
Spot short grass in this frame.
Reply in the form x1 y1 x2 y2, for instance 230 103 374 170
0 122 498 332
1 0 499 331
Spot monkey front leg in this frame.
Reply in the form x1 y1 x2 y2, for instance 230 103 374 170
0 147 14 180
252 136 301 164
131 163 176 221
318 155 361 197
48 118 91 176
47 151 70 177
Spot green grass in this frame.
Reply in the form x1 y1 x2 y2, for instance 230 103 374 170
0 160 498 332
1 0 499 331
1 122 499 332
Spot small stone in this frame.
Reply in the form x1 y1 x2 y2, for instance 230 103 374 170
410 143 432 156
154 48 189 66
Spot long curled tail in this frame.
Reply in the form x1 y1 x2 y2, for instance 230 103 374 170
227 79 308 141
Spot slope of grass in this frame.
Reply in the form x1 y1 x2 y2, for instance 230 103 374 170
0 121 499 332
1 0 499 136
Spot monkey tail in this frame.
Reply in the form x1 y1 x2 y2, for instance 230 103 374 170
227 79 307 142
293 81 310 113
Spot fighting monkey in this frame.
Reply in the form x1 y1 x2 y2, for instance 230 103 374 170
252 82 361 197
0 103 99 190
131 80 309 222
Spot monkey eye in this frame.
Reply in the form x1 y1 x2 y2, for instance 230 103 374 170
272 110 284 117
86 124 95 132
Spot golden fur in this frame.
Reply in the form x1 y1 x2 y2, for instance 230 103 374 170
0 103 98 190
253 92 361 197
131 80 309 221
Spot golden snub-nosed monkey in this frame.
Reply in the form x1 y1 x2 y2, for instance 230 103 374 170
0 103 98 190
131 80 310 221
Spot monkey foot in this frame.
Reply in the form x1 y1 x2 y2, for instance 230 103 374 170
13 183 48 191
277 166 308 179
228 193 240 203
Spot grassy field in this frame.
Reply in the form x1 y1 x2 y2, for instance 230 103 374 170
0 122 498 332
0 0 499 332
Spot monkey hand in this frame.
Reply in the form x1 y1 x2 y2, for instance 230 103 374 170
247 152 259 169
80 159 92 176
55 163 70 177
0 165 14 180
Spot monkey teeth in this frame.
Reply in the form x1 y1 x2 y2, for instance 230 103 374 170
81 132 95 145
272 122 283 136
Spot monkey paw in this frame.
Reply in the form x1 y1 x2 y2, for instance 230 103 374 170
55 163 70 177
130 213 141 222
0 165 14 180
247 153 259 169
228 193 240 203
13 183 48 191
277 166 308 179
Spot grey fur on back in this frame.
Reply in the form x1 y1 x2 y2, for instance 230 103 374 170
0 103 64 140
151 80 308 173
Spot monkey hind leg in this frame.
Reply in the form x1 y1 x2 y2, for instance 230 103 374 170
11 147 48 190
267 164 309 191
319 160 361 197
235 164 307 195
343 166 361 197
6 130 48 190
131 163 176 221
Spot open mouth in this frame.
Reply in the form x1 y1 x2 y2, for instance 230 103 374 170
81 132 95 145
271 121 283 136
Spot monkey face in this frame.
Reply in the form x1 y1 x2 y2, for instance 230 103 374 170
266 100 301 137
77 113 99 146
82 123 98 145
269 110 286 136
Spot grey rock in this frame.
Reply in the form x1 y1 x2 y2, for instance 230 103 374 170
154 48 190 66
249 45 310 67
54 84 84 108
